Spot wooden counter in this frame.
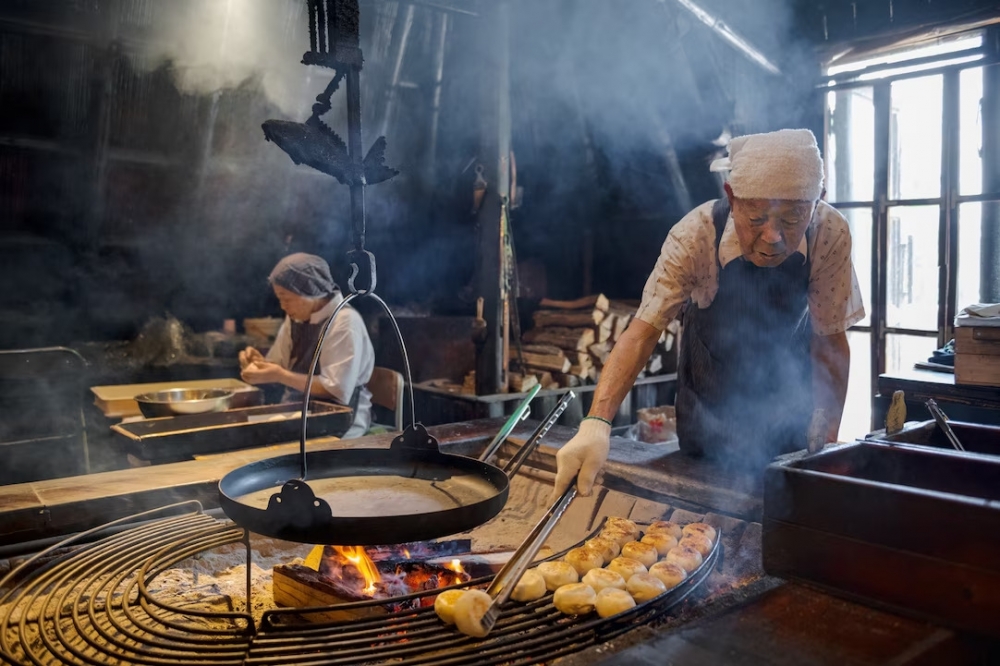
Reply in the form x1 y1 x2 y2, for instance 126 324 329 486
875 367 1000 430
562 581 1000 666
0 416 995 664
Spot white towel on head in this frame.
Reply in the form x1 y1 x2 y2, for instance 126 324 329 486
711 129 824 202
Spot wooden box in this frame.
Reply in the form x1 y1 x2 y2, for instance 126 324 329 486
763 441 1000 637
866 420 1000 457
111 400 353 463
91 378 262 418
954 326 1000 387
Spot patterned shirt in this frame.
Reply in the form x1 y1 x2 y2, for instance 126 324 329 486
635 200 865 336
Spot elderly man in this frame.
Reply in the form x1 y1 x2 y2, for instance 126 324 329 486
239 253 375 438
554 129 865 497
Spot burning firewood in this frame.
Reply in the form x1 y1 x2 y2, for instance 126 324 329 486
273 541 501 621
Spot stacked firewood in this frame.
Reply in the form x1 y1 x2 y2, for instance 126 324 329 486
509 294 679 392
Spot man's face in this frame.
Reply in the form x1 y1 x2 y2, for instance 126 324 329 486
273 285 320 322
728 192 816 268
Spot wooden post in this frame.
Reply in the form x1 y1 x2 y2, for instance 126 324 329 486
474 1 512 396
982 27 1000 303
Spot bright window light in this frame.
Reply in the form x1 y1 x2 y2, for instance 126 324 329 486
825 33 983 79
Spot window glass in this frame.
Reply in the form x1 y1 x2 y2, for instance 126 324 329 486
886 205 939 330
886 333 938 374
841 207 872 326
839 330 872 440
889 76 942 200
827 88 874 202
957 202 982 309
959 67 983 196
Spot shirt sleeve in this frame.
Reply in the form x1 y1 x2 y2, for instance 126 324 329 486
808 206 866 336
265 317 292 365
316 309 368 405
635 206 712 331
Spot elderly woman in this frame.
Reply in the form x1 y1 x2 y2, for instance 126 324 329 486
239 253 374 438
553 129 866 497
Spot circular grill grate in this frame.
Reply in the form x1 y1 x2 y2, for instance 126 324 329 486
0 509 253 665
0 507 720 666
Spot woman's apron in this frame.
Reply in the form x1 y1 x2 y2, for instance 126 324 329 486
675 199 814 470
284 316 362 414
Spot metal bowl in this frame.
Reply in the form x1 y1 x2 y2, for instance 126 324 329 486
134 388 235 418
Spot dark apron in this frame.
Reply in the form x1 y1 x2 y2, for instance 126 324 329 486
284 314 362 415
675 199 814 470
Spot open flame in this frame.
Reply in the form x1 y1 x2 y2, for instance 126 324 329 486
331 546 381 596
318 543 472 605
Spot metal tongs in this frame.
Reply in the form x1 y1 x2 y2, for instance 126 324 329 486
476 391 579 635
926 399 966 452
479 384 541 464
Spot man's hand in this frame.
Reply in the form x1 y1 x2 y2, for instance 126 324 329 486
551 418 611 501
240 360 284 385
238 346 265 370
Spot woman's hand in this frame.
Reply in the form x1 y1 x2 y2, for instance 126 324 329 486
238 346 265 370
241 360 285 385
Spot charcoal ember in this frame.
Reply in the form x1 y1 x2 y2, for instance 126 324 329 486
366 539 472 564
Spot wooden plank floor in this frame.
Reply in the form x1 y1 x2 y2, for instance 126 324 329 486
575 583 1000 666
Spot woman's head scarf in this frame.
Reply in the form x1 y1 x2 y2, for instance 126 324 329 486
268 253 339 298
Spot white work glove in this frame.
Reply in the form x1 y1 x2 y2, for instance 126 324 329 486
552 417 611 502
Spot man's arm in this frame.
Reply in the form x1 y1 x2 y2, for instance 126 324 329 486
589 318 663 420
811 330 850 442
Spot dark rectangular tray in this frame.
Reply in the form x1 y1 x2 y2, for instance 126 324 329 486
867 420 1000 456
763 441 1000 637
111 401 353 463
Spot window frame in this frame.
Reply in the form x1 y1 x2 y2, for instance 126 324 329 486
823 37 1000 429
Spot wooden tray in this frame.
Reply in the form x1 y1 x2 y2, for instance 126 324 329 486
866 420 1000 456
92 378 262 418
111 401 353 463
763 441 1000 637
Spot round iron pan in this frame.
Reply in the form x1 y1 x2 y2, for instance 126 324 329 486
219 446 511 545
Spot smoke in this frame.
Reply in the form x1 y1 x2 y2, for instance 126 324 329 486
140 0 316 117
500 0 822 300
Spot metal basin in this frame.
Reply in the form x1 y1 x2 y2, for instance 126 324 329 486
135 388 234 418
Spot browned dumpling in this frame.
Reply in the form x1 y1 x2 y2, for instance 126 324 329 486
564 546 605 576
434 589 467 625
553 583 597 615
646 520 683 540
537 561 579 591
452 589 493 637
626 572 667 602
582 567 626 593
510 568 547 602
606 556 648 581
681 522 717 543
586 536 621 562
679 532 713 558
621 541 658 568
595 587 635 618
648 561 687 590
604 517 640 541
600 527 635 549
640 531 678 556
665 545 703 573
